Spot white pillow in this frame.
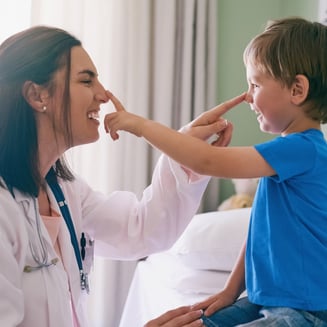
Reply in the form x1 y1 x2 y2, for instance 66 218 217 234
170 208 251 271
145 251 230 295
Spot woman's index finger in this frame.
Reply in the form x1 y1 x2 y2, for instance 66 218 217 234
211 93 247 116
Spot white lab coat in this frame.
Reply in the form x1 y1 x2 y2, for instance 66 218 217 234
0 155 210 327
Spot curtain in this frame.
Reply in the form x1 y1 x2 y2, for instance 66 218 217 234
0 1 32 43
319 0 327 23
28 0 218 325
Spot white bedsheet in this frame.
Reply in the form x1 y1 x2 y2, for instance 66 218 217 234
119 208 251 326
119 251 230 327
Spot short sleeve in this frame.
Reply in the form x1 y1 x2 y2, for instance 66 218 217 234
254 133 316 182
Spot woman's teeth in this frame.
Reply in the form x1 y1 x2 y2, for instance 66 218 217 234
88 111 99 120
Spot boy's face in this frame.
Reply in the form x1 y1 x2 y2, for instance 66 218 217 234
245 62 298 135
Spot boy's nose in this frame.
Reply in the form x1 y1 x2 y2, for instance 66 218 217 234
245 92 253 103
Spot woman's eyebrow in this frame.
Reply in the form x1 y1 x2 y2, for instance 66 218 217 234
78 69 98 78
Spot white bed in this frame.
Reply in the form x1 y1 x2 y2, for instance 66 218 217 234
119 207 251 327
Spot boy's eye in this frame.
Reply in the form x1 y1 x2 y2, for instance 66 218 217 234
250 83 259 90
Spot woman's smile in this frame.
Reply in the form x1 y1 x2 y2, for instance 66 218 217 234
87 110 100 124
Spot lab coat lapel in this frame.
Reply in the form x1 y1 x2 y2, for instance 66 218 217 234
13 189 75 326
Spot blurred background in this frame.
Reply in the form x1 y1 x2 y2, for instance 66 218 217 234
1 1 325 326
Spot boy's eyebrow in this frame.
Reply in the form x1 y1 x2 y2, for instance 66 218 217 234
78 69 98 78
248 73 263 82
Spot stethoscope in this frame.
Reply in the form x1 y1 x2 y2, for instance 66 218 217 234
22 168 89 293
23 197 59 272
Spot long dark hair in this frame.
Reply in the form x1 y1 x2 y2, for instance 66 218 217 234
0 26 81 196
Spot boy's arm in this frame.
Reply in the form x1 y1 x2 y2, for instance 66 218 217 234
192 241 247 316
144 241 247 325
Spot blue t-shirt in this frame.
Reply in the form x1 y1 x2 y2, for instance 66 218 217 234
246 129 327 310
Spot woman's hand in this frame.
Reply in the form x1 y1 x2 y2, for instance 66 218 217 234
144 306 204 327
181 118 233 148
104 92 148 140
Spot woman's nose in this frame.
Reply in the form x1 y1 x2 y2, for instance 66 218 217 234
95 83 109 104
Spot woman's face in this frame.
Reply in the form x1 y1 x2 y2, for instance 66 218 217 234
52 46 109 148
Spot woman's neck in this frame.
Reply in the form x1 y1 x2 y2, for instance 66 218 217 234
38 187 51 216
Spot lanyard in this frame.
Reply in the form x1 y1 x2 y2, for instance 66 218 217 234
46 168 89 293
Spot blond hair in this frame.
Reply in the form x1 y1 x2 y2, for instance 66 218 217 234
243 17 327 123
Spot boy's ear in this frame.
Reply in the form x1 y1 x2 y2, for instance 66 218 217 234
290 74 309 105
22 81 49 112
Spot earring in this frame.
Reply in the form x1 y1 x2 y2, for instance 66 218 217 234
42 105 47 112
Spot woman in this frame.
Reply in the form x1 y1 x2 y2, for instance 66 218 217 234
0 26 238 326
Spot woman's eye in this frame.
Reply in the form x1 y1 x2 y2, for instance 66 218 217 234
82 80 92 85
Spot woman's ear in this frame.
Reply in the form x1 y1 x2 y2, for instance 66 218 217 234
22 81 49 112
290 74 309 105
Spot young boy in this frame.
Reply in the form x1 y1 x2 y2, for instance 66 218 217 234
106 17 327 326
